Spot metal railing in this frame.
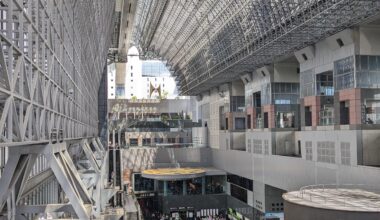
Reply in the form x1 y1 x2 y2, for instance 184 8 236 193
124 143 206 149
297 184 380 210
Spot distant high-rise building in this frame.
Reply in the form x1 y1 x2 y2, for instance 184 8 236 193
108 46 178 99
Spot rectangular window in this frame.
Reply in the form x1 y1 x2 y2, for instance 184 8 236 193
142 138 151 146
115 85 125 97
300 69 315 97
334 56 354 90
305 141 313 161
341 142 351 165
227 174 253 191
317 141 335 163
154 138 163 143
235 117 246 130
253 139 262 154
264 140 269 155
230 184 247 203
130 138 138 146
230 96 245 112
247 115 251 129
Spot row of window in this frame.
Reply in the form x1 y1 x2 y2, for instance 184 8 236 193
301 55 380 97
129 137 184 146
247 139 269 155
305 141 351 165
227 174 253 191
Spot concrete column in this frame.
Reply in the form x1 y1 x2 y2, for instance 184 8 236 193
154 180 158 191
164 181 168 196
182 180 186 195
202 177 206 195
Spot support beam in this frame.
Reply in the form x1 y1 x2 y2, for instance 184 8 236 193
16 204 75 214
0 142 94 219
81 140 101 174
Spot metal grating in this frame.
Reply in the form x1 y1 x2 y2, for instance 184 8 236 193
130 0 380 95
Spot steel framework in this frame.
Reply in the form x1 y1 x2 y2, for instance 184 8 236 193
131 0 380 95
0 0 114 219
0 0 113 146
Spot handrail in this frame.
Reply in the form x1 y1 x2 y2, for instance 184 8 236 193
297 184 380 210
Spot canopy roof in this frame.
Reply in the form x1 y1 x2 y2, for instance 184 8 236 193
129 0 380 95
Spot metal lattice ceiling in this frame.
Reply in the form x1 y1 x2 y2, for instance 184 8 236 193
130 0 380 95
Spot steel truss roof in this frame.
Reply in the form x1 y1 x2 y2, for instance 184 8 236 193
131 0 380 95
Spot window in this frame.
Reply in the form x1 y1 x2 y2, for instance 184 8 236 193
142 138 151 146
130 138 138 146
230 96 245 112
154 138 163 143
186 178 202 195
305 141 312 161
302 53 308 61
316 71 334 96
247 115 251 129
131 72 133 77
227 174 253 191
356 55 380 88
341 142 350 165
305 106 312 126
133 174 154 192
340 101 350 125
205 176 225 194
168 181 183 195
235 117 246 130
334 56 354 90
168 138 176 143
247 139 252 153
253 139 262 154
115 85 125 97
336 38 344 47
264 140 269 155
272 83 300 104
131 65 133 70
253 92 261 107
300 69 315 97
317 141 335 163
230 184 247 203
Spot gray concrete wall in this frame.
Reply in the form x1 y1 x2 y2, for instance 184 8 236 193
210 147 380 192
123 147 212 172
361 129 380 166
